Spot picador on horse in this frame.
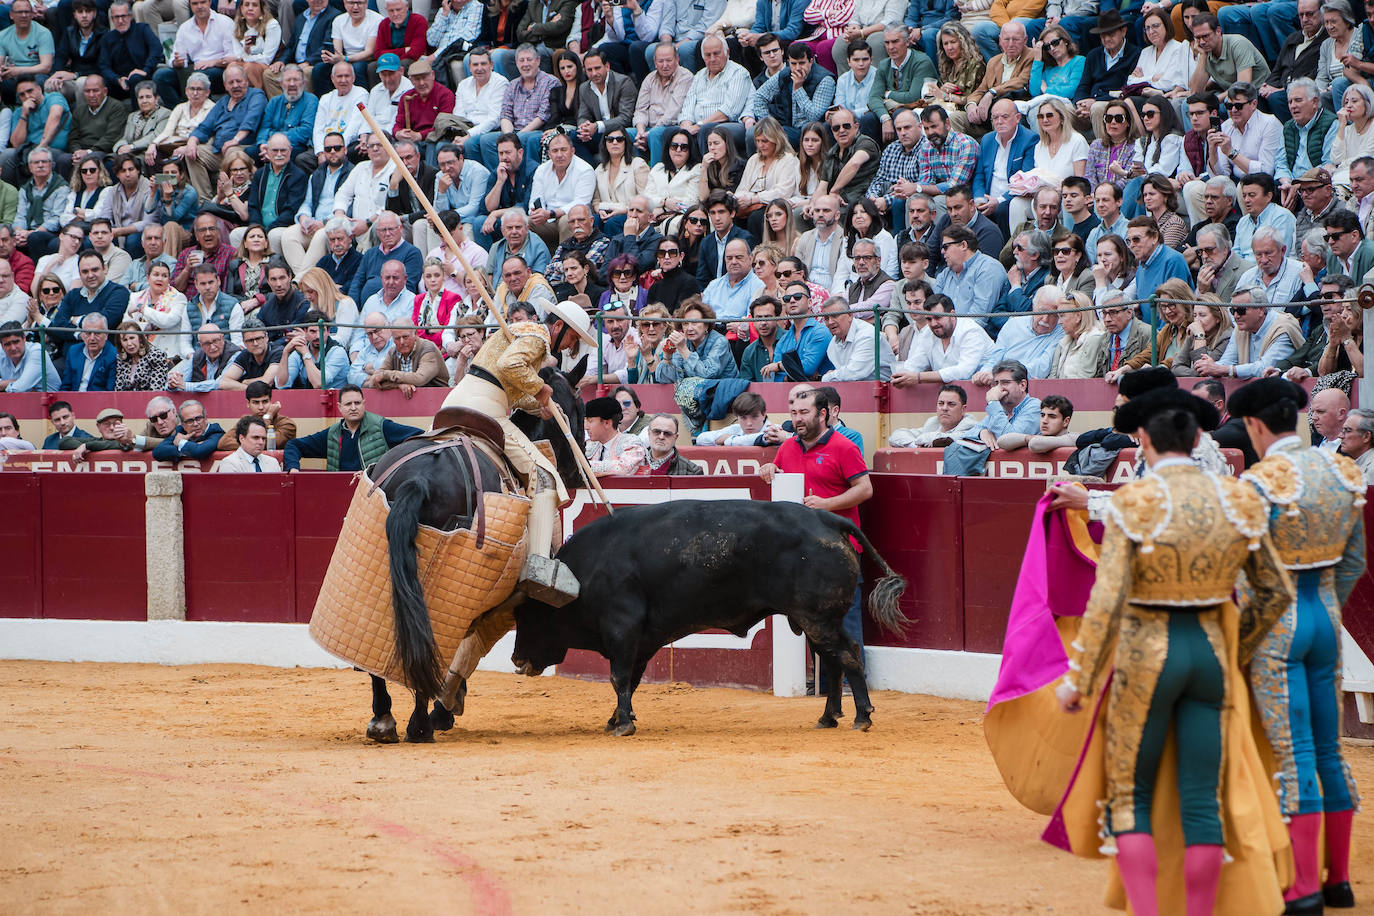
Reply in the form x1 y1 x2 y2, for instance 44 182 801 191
310 298 599 744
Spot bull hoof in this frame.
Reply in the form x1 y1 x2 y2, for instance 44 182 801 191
611 721 637 737
366 715 399 744
852 718 873 732
430 702 456 732
815 715 839 729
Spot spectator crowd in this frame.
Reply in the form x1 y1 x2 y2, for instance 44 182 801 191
0 0 1368 475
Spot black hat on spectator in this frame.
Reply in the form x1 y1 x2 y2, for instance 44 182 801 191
1117 366 1177 400
585 397 623 424
1090 9 1129 33
1115 387 1219 434
1226 378 1308 419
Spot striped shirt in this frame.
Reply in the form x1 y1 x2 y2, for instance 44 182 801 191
427 0 482 50
679 60 753 124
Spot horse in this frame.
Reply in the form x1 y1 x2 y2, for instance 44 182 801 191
364 363 587 743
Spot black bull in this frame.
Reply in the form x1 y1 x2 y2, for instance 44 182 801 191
512 500 909 735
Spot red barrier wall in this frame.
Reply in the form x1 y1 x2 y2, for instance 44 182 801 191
874 447 1247 478
181 473 357 622
0 473 41 618
1 450 284 473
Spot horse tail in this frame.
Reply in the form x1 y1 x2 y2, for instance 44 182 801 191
385 475 444 697
826 514 910 638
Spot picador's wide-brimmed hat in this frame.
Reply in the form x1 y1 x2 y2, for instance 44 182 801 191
1114 386 1220 434
544 300 599 348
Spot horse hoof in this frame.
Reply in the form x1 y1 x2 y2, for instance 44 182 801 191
366 715 399 744
815 716 839 729
611 721 637 737
430 703 455 732
404 730 436 744
852 718 872 732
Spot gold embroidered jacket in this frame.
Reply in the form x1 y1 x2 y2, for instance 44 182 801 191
1242 441 1368 594
1068 464 1294 698
470 321 551 413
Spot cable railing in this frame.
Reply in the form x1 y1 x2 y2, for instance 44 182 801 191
13 289 1351 392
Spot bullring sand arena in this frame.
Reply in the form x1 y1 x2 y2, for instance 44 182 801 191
6 660 1374 915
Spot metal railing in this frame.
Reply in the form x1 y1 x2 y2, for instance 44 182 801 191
19 290 1349 392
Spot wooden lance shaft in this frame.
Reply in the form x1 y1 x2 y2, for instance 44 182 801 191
354 102 510 337
353 103 614 513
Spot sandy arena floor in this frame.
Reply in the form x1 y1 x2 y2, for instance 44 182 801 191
3 661 1374 915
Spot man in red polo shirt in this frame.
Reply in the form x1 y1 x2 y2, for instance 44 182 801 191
760 386 873 670
394 60 456 143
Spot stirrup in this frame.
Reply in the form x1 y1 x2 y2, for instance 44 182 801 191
519 554 580 607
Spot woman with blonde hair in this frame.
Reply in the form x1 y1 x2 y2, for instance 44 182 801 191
298 267 361 351
1050 291 1106 378
751 243 787 300
761 200 801 255
114 321 175 391
627 302 671 383
1010 97 1087 227
931 23 986 106
736 116 800 237
1125 277 1192 368
212 149 256 225
1171 295 1234 377
232 0 282 88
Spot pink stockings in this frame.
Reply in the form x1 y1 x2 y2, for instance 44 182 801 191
1116 834 1224 916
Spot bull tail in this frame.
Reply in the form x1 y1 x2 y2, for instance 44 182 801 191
385 476 444 697
828 515 909 637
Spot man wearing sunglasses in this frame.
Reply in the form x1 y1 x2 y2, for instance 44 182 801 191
1195 285 1303 379
150 398 227 462
1292 167 1347 246
278 130 355 277
1324 210 1374 282
140 395 180 450
817 105 880 206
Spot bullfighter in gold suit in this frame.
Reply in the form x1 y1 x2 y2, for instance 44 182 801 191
1057 386 1295 916
1230 378 1368 915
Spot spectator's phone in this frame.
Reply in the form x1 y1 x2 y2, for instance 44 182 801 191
609 0 623 6
1209 113 1221 131
155 172 178 184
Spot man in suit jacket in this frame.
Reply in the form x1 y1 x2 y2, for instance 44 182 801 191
575 49 637 150
151 399 226 462
1097 293 1153 379
98 1 164 100
972 99 1039 238
865 26 938 142
245 135 310 233
605 196 666 274
1072 11 1141 121
1326 210 1374 282
60 316 118 392
695 191 755 286
47 252 132 348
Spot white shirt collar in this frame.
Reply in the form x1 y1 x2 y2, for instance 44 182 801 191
1265 434 1302 456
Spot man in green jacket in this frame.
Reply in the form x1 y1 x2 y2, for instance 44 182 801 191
865 27 936 143
283 384 422 471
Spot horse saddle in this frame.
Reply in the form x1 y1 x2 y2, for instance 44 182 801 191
433 406 505 453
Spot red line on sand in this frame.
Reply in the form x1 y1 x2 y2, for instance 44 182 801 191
0 755 513 916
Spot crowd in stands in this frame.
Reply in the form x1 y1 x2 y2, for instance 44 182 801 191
0 0 1369 474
